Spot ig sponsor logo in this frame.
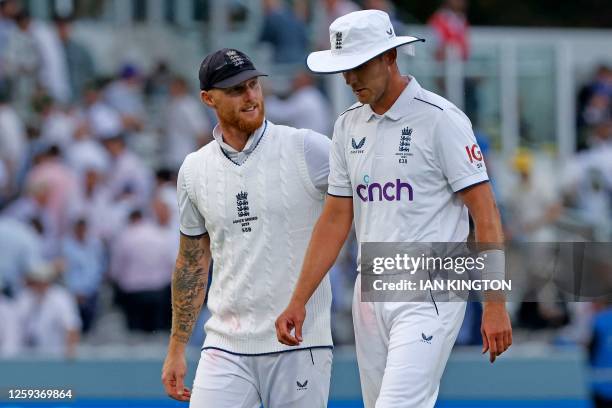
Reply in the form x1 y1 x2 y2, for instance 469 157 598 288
465 144 484 169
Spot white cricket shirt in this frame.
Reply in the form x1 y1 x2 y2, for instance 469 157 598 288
328 76 489 265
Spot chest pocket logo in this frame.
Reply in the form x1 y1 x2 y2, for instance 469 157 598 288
396 127 413 164
233 191 258 233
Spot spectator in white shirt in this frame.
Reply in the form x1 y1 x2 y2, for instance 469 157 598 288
0 289 21 357
29 17 70 104
5 10 41 119
38 98 79 151
0 86 27 197
66 158 126 244
153 169 180 237
265 71 333 135
100 133 154 209
104 64 146 132
64 122 110 177
83 80 123 140
14 262 81 358
163 76 212 170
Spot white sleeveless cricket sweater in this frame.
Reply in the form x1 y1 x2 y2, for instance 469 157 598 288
181 120 333 354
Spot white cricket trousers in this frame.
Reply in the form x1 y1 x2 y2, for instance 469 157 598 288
353 274 466 408
189 347 332 408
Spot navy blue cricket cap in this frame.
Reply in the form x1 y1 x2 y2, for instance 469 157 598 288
198 48 267 91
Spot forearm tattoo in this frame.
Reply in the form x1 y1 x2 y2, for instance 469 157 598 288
171 233 210 344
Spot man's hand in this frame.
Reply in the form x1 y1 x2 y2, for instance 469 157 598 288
481 302 512 363
275 301 306 346
161 350 191 401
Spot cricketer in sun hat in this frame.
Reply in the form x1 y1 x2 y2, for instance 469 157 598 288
306 9 424 74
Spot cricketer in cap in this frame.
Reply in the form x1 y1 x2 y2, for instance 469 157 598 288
162 47 334 407
197 48 268 137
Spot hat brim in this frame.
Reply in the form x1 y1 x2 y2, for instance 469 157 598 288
306 37 424 74
212 69 268 89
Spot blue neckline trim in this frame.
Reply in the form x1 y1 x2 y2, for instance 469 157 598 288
219 120 268 167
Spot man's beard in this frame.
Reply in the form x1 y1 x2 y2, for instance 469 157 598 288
218 102 265 134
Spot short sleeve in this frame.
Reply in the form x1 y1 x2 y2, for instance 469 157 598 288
327 119 353 197
303 130 331 194
177 156 207 236
434 107 489 192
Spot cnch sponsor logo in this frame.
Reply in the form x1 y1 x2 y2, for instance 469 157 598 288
356 178 414 202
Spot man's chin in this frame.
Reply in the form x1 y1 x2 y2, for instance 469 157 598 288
237 109 265 134
237 116 264 134
356 94 372 104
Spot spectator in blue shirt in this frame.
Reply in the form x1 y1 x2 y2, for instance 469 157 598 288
0 216 42 297
259 0 308 64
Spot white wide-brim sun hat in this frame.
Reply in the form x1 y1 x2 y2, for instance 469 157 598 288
307 10 424 74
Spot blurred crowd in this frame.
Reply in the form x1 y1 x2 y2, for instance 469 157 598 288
0 0 213 357
0 6 611 404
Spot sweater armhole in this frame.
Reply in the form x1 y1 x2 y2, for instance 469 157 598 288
183 151 201 206
295 130 324 201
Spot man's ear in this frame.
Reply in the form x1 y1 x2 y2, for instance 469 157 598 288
384 48 398 66
201 90 215 108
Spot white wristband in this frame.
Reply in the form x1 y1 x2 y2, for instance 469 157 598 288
479 249 506 282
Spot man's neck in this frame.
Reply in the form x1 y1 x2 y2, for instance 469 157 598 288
219 123 251 152
370 75 409 115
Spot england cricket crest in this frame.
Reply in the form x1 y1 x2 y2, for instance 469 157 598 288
225 49 246 67
335 32 343 49
395 126 413 164
233 191 258 233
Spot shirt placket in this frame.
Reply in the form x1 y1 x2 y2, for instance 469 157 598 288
362 117 385 242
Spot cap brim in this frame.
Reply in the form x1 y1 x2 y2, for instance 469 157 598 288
212 69 268 89
306 37 424 74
